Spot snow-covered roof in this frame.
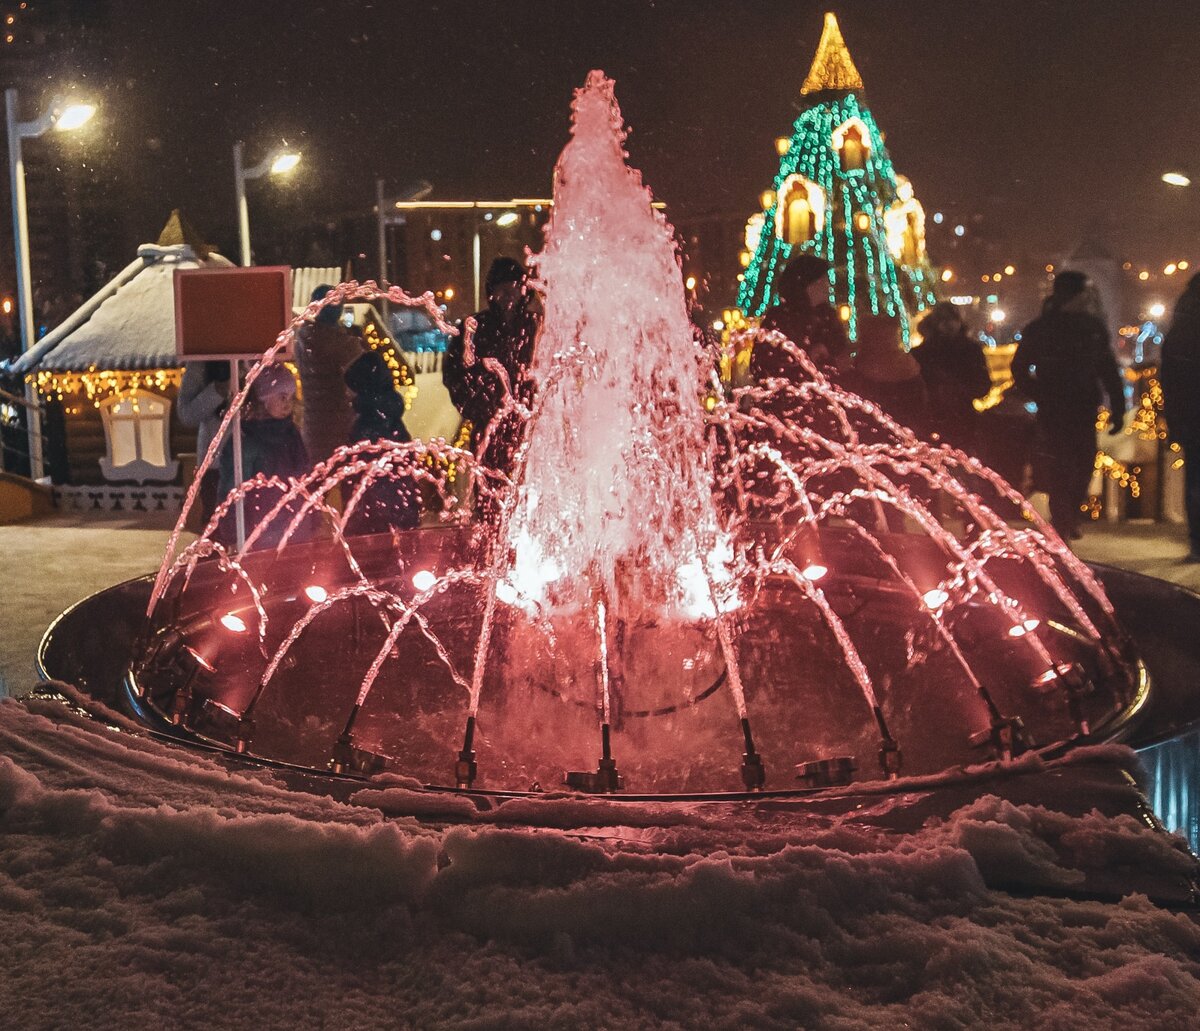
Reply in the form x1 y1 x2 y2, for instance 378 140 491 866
8 243 233 375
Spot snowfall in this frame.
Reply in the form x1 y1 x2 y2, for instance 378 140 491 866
0 682 1195 1030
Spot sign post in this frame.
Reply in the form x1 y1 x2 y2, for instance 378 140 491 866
173 266 293 552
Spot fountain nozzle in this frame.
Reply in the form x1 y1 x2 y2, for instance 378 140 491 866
455 715 478 789
870 705 902 780
878 736 902 780
740 717 767 791
565 722 624 793
970 715 1033 762
234 715 254 755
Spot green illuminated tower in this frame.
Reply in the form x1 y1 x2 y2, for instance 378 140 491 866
736 12 938 342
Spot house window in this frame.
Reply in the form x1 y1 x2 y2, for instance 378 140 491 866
832 117 871 174
774 175 826 246
99 389 179 483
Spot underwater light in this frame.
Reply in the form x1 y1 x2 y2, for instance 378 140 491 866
1008 619 1040 638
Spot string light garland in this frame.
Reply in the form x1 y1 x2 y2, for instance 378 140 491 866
31 367 183 406
361 317 418 409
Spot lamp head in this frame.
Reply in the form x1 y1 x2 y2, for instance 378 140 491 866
52 101 96 132
270 151 301 175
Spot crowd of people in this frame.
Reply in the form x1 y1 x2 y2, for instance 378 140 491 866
183 253 1200 561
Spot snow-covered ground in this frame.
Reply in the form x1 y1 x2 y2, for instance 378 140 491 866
1 686 1198 1029
3 514 1200 1026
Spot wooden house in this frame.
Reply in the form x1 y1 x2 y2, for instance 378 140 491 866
8 212 231 511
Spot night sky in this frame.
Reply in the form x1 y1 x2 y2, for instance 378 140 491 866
65 1 1200 267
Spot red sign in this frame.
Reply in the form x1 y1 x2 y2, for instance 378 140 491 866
174 266 293 360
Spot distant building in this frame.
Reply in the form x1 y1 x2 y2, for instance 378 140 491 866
389 203 549 321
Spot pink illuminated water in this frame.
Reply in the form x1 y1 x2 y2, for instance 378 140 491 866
141 71 1139 792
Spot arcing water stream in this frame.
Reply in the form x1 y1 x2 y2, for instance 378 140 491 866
138 72 1139 793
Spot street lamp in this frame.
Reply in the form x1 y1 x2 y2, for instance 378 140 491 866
5 89 96 479
232 142 301 267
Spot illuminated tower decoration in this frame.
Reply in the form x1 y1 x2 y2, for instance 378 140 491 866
736 12 938 342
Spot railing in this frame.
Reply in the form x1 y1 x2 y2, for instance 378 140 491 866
0 382 44 478
1139 732 1200 852
403 349 445 375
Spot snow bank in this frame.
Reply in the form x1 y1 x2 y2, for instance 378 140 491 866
1 696 1198 1030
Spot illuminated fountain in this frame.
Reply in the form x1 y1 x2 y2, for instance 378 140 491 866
121 71 1143 795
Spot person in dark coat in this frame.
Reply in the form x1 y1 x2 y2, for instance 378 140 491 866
845 314 929 434
295 284 364 467
751 254 850 382
216 364 313 550
914 303 992 454
1159 273 1200 560
342 350 419 534
443 257 540 523
177 360 230 525
1012 271 1126 541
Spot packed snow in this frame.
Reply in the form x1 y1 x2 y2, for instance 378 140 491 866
1 686 1198 1029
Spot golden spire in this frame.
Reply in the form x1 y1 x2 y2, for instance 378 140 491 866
801 12 864 95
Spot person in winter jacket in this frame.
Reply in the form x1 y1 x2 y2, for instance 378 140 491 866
443 257 540 522
1160 273 1200 560
343 349 419 534
216 363 312 550
177 360 230 524
845 314 929 434
914 303 992 454
295 284 364 467
1012 271 1127 541
751 254 850 382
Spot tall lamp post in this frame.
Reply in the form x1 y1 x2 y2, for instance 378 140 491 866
5 89 96 480
232 142 301 267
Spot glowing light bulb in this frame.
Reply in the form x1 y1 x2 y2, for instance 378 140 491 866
270 151 301 175
53 102 96 132
940 268 953 282
1149 302 1166 319
219 613 247 633
922 588 949 609
304 585 328 603
801 563 828 581
990 309 1006 323
496 211 520 228
412 569 437 592
684 275 697 291
1162 171 1191 187
1138 271 1150 281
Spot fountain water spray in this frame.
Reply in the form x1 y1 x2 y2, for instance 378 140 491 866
133 71 1144 795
